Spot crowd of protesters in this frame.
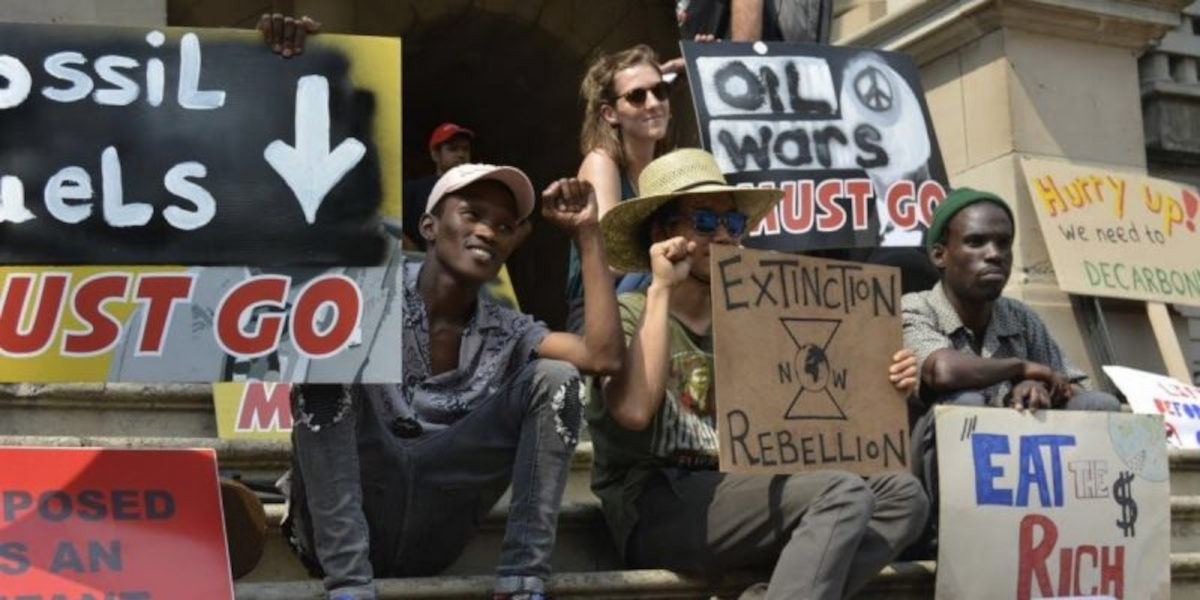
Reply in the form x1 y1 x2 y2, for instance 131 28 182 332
252 5 1123 599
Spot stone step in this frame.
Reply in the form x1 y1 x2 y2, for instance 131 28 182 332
0 434 288 480
1173 449 1200 495
0 383 215 437
0 434 597 489
4 436 1200 596
244 492 1200 583
7 435 1200 505
234 554 1200 599
8 435 1200 502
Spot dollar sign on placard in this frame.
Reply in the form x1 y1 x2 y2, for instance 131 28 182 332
1113 470 1138 537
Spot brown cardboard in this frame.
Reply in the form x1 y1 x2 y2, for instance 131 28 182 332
1019 156 1200 307
710 244 909 475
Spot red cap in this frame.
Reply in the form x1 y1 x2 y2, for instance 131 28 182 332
428 122 474 151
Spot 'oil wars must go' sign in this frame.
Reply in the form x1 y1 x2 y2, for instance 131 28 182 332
683 41 948 251
0 21 400 266
0 448 233 599
935 406 1170 599
710 245 909 476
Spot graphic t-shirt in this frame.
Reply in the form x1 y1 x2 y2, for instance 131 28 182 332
585 291 720 555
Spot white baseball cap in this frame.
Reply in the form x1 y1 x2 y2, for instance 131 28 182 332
424 163 536 220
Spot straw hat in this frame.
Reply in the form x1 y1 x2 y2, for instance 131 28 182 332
600 148 782 272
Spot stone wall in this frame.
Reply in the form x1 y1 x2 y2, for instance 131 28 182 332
833 0 1193 384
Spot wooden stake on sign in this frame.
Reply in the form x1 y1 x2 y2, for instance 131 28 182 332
1147 301 1191 382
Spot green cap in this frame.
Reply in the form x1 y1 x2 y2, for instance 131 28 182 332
924 187 1014 250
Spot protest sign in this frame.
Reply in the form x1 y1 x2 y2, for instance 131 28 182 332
683 41 948 251
1105 365 1200 449
0 21 401 266
0 262 403 383
0 447 233 599
710 245 908 475
936 405 1170 600
212 382 293 440
1019 157 1200 306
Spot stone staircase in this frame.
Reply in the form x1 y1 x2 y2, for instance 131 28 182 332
5 384 1200 598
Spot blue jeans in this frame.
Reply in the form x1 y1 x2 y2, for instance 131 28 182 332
283 360 583 599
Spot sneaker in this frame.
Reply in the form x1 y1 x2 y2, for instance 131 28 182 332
220 478 268 579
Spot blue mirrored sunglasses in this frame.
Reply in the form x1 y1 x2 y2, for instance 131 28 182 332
688 209 749 236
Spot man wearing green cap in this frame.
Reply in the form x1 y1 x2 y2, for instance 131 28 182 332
591 148 929 600
902 187 1120 549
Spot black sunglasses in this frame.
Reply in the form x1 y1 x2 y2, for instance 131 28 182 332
615 81 670 106
683 209 749 237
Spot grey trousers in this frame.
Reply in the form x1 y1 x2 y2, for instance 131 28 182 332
626 469 929 600
910 388 1122 553
285 359 583 599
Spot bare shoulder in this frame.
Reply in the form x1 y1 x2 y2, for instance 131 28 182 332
578 150 620 180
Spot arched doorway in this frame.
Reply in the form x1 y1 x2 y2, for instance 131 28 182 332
400 11 586 327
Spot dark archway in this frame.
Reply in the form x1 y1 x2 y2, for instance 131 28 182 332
402 12 585 327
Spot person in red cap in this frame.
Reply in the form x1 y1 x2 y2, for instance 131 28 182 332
401 122 476 250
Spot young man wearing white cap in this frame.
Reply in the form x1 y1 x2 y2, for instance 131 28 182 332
590 148 929 600
286 165 624 600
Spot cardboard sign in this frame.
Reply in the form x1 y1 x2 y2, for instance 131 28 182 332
1104 365 1200 449
683 41 948 251
936 406 1170 600
0 262 403 383
1019 157 1200 306
710 245 908 475
0 22 401 266
0 447 233 599
212 381 293 440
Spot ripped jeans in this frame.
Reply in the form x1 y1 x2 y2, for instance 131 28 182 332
283 359 583 600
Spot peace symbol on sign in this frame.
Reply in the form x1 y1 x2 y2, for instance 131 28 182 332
854 66 893 112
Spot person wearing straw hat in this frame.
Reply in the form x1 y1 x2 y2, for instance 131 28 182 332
588 148 929 600
286 164 625 600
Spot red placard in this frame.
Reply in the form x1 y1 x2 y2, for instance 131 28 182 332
0 448 233 599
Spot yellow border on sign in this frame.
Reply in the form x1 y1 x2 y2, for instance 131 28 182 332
318 33 402 219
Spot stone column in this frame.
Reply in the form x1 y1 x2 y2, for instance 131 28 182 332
835 0 1191 381
0 0 164 26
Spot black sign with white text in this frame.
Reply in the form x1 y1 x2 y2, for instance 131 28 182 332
684 41 948 251
0 22 397 265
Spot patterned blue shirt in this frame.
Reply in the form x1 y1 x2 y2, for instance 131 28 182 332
367 256 549 432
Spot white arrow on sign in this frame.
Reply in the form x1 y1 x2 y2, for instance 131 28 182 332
264 75 366 224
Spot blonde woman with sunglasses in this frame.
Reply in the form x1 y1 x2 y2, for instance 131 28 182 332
565 45 675 331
